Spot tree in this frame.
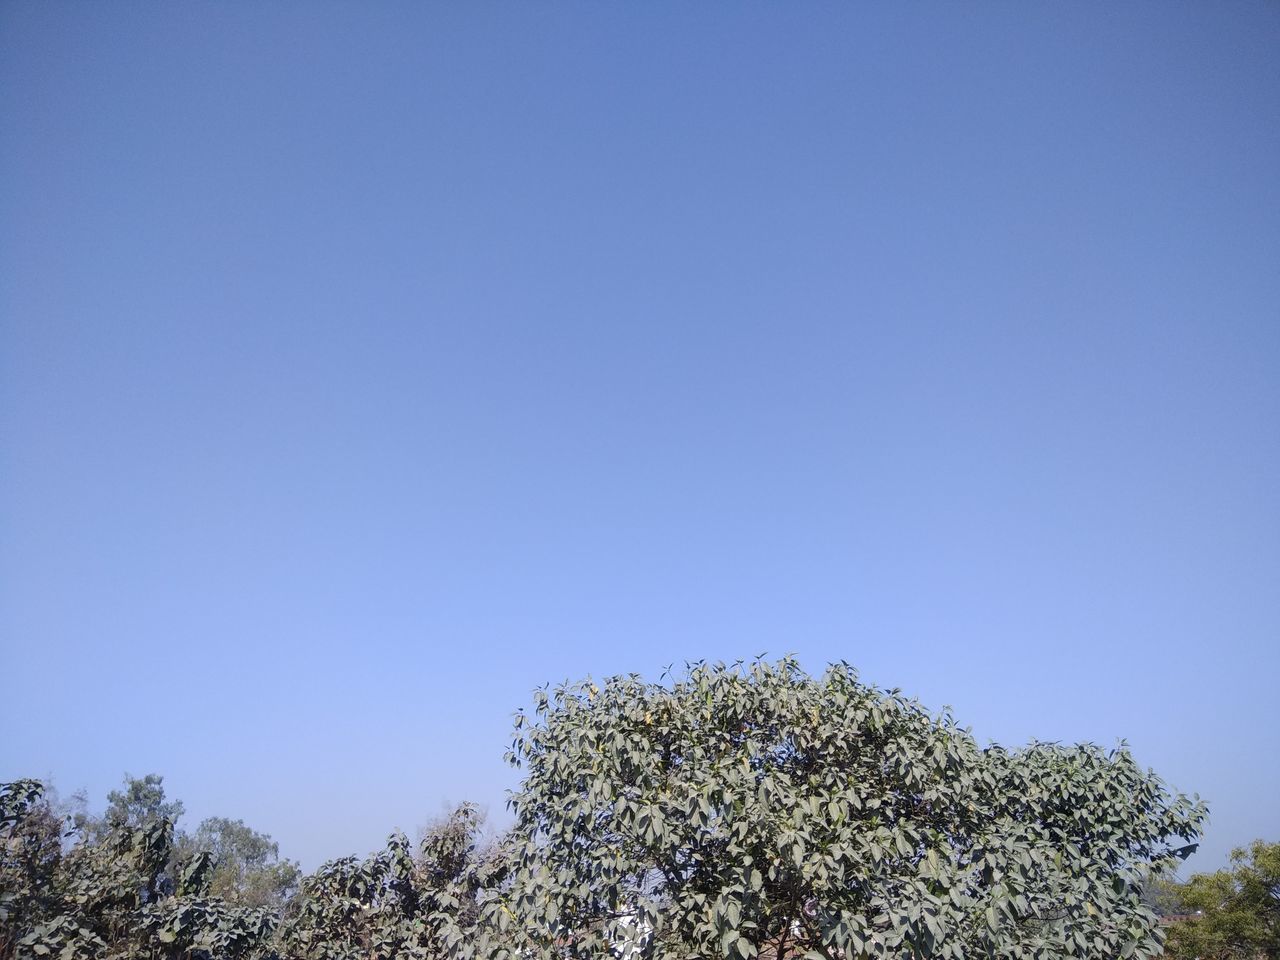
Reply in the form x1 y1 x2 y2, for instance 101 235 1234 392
488 658 1207 960
0 780 64 959
69 773 186 850
277 803 504 959
103 773 185 832
0 779 277 960
1163 839 1280 960
177 817 301 910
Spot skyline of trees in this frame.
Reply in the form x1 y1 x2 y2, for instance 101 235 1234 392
2 660 1268 959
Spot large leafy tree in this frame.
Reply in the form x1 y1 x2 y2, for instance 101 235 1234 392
490 658 1206 960
1162 839 1280 960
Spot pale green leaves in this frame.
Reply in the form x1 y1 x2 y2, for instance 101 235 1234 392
496 657 1206 960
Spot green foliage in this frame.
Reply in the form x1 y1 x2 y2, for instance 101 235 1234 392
2 658 1214 960
0 781 64 959
492 657 1207 960
177 817 301 909
0 780 276 960
74 774 186 845
105 775 185 831
1162 839 1280 960
277 804 503 959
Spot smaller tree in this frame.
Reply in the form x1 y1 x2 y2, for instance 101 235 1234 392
178 817 301 909
85 773 186 839
0 781 64 959
1163 839 1280 960
0 778 278 960
278 803 504 960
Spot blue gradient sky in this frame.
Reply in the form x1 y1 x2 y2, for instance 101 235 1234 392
2 2 1277 872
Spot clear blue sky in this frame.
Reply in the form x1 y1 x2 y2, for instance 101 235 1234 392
2 2 1276 873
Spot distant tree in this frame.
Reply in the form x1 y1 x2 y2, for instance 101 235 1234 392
0 780 64 958
107 773 185 826
73 773 185 845
487 658 1207 960
176 817 301 910
1163 839 1280 960
1141 872 1189 915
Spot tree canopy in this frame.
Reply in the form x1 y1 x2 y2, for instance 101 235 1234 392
0 778 278 960
2 658 1215 959
490 658 1207 960
177 817 301 910
1162 839 1280 960
278 803 502 959
0 779 495 960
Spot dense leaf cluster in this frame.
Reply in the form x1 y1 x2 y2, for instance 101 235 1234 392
3 659 1211 959
1161 840 1280 960
1 779 277 959
278 805 505 959
490 658 1207 960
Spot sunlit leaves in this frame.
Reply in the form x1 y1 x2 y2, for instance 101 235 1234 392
1 658 1208 960
1162 839 1280 960
494 657 1206 959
